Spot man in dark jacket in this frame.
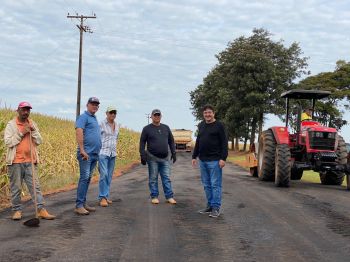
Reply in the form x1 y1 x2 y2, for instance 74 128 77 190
192 105 228 218
139 109 177 205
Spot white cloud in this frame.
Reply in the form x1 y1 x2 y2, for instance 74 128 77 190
1 0 350 141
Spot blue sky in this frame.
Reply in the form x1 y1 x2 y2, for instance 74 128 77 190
1 0 350 141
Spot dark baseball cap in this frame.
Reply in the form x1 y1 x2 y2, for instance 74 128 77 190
151 109 161 115
88 97 100 104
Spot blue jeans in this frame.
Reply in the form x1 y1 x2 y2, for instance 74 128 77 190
147 159 173 199
98 154 116 200
76 154 98 208
199 160 222 209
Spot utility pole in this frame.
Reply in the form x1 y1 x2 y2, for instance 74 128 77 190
67 13 96 119
146 113 150 124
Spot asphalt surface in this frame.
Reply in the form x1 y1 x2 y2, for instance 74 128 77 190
1 152 350 262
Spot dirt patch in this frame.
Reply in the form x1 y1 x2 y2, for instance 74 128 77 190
233 160 249 168
228 150 248 157
227 151 250 169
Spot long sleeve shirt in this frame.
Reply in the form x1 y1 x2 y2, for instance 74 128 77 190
139 123 175 159
4 118 42 165
192 120 228 161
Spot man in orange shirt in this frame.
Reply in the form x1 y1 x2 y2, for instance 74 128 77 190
4 102 55 221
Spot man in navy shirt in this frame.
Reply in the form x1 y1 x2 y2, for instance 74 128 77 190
139 109 177 205
192 105 228 218
75 97 102 215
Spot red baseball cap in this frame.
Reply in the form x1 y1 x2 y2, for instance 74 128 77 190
18 101 32 109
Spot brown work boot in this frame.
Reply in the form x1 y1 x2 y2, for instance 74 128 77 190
106 199 113 204
12 211 22 220
167 198 177 205
37 208 56 220
84 204 96 212
99 198 108 207
74 207 89 215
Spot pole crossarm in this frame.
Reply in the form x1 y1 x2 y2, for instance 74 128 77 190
67 15 96 19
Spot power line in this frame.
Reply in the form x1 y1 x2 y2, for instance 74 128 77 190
2 30 77 91
94 31 224 51
67 13 96 119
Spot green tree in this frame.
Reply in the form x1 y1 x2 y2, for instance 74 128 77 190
190 28 309 148
296 60 350 129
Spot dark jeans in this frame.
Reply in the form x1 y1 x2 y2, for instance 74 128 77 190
147 158 174 199
76 154 98 208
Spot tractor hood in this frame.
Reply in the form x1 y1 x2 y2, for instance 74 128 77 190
301 121 337 133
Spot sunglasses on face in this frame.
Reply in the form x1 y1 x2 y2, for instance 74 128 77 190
153 113 161 117
109 111 117 115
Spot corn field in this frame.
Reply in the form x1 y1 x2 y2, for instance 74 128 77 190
0 108 140 206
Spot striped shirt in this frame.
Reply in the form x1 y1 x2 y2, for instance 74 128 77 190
99 119 119 157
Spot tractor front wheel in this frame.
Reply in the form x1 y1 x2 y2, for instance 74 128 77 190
275 144 291 187
319 135 347 185
319 171 344 185
258 130 276 181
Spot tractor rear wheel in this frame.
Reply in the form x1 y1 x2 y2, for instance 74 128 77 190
291 168 303 180
319 135 347 185
258 129 276 181
275 144 291 187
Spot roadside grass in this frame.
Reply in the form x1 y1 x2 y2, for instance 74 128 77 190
301 170 320 183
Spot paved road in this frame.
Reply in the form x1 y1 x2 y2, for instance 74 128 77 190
1 152 350 262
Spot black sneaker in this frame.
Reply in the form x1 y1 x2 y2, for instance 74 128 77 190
209 208 220 218
198 206 212 214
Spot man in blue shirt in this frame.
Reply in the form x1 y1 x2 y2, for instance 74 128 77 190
75 97 102 215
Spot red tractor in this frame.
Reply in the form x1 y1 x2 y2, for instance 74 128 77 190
248 89 348 188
